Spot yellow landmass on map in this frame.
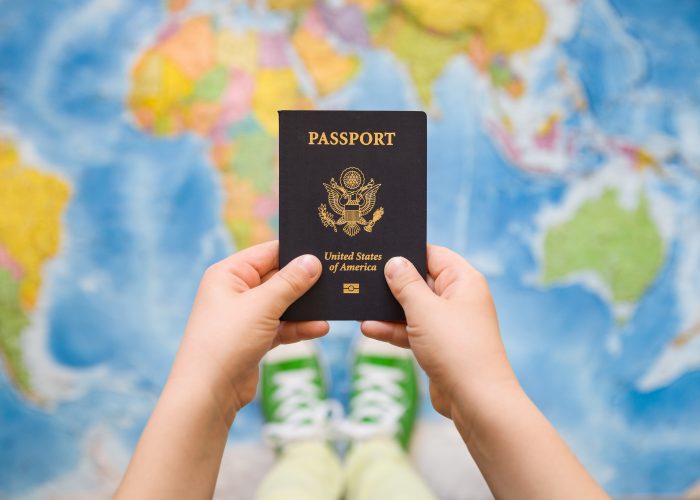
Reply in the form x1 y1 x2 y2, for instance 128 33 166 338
293 28 360 95
0 140 71 310
216 31 258 74
0 139 20 169
252 68 309 135
399 0 546 54
221 173 275 247
400 0 495 34
223 171 256 223
268 0 314 10
635 148 658 170
129 50 194 134
375 10 469 105
483 0 547 54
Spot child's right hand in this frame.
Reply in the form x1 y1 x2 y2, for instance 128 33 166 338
361 245 519 423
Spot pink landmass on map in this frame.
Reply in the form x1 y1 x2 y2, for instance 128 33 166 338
535 124 559 150
321 4 369 46
253 195 277 220
0 245 23 281
259 33 290 68
303 7 327 37
156 20 182 43
220 69 254 127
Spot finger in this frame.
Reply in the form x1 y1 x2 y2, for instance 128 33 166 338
360 320 410 348
250 254 322 317
260 269 276 284
205 240 280 291
426 244 480 298
384 256 437 314
276 321 330 345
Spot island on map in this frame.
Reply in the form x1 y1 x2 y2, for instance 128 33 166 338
542 188 664 315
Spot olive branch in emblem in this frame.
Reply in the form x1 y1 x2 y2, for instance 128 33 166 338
318 204 338 232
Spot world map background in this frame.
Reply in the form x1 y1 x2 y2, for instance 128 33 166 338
1 0 700 497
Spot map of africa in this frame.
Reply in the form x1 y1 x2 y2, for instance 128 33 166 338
0 0 699 497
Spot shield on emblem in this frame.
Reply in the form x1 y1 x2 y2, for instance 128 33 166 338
344 203 360 222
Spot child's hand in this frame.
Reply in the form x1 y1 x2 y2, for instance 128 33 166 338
122 241 607 500
362 245 517 422
169 240 327 423
363 245 608 500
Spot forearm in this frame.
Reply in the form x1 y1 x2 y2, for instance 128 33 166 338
452 381 608 500
115 375 233 499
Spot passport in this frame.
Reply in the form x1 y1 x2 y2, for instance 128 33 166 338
279 110 427 321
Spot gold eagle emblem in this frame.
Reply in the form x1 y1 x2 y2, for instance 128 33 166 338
318 167 384 237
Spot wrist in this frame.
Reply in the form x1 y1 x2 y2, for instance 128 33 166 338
449 374 525 444
164 369 238 429
167 342 242 427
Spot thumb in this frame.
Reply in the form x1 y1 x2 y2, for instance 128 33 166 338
384 256 435 315
253 254 322 318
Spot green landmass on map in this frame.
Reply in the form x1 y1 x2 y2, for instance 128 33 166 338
543 189 664 303
379 14 470 106
231 130 276 193
0 268 31 392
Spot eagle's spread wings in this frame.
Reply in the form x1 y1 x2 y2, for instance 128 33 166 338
359 183 381 216
323 183 344 215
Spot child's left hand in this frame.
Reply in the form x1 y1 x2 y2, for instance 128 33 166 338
169 240 327 424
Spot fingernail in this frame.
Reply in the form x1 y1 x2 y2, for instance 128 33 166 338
385 256 408 279
296 254 320 278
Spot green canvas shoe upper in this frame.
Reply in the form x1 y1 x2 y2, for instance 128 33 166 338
260 342 336 448
341 337 420 450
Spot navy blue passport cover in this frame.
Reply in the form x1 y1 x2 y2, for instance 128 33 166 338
279 110 427 321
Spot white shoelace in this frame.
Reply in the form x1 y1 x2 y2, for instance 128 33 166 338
336 363 406 442
263 368 342 446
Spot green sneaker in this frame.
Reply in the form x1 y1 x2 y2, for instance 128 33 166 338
260 341 336 448
341 337 420 450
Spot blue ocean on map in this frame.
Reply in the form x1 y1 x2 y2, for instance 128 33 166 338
0 0 699 497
